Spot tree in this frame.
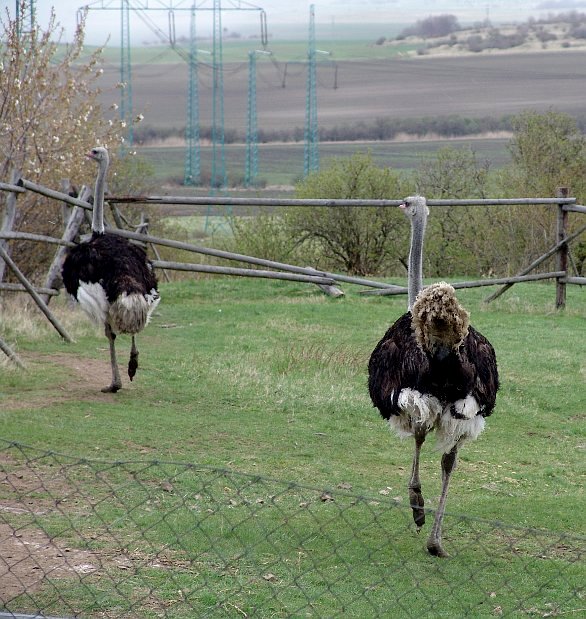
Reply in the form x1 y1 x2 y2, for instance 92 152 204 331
498 109 586 273
413 146 497 276
286 152 410 276
506 109 586 198
0 3 137 278
399 15 460 39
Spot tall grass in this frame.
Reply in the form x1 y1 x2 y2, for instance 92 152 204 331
0 278 584 616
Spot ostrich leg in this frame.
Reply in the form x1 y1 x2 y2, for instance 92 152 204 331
103 323 122 393
408 425 427 529
128 335 139 381
427 446 458 558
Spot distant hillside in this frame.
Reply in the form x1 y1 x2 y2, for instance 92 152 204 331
380 11 586 57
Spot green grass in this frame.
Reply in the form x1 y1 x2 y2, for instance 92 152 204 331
0 278 584 617
139 138 512 188
83 36 417 65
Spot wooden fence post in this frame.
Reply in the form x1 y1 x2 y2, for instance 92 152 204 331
0 169 21 284
0 336 26 369
41 186 91 305
0 244 72 342
556 187 569 309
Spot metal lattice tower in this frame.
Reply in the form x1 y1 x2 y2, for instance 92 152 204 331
184 4 201 186
245 50 258 188
304 4 319 177
245 49 271 187
82 1 134 148
15 0 35 37
210 0 227 191
83 1 267 188
120 0 133 147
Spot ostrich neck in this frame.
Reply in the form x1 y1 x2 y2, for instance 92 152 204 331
408 213 427 310
91 159 108 234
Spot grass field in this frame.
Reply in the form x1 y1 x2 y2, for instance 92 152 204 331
0 277 584 616
139 137 512 188
91 46 586 187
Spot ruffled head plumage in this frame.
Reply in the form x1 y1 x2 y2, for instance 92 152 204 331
411 282 470 354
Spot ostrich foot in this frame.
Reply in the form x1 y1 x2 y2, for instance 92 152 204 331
101 382 122 393
128 351 138 381
426 537 449 558
408 487 426 530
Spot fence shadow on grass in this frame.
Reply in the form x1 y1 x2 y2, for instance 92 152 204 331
0 440 584 618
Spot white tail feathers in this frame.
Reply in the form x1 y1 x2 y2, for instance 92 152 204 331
389 388 485 453
109 292 150 334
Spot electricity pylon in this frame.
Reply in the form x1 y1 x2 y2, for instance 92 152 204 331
304 4 319 177
245 49 271 187
184 4 201 186
15 0 35 37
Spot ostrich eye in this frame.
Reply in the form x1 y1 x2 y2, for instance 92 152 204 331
404 201 411 206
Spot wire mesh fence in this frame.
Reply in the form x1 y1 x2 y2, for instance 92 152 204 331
0 440 584 618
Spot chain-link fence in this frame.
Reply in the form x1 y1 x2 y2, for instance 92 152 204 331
0 440 584 618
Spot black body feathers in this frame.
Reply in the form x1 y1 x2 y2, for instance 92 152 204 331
368 312 499 420
62 232 158 302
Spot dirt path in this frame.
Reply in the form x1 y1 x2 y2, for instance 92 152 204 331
2 351 124 411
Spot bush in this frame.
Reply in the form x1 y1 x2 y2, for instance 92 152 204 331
399 15 460 39
285 152 411 276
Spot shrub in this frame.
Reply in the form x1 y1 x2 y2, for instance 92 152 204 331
285 152 411 276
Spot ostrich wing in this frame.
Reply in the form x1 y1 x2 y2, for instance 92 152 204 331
368 312 430 420
462 327 499 417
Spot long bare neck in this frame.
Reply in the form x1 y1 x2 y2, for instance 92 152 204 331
408 210 427 310
91 158 108 234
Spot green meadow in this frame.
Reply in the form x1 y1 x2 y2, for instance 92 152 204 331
0 277 584 617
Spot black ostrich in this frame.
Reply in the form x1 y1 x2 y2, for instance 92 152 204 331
368 195 499 557
62 146 160 393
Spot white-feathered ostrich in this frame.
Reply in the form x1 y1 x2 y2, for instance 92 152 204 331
62 146 160 393
368 195 499 558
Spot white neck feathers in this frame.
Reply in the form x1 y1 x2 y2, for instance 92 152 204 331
91 153 108 235
408 207 427 310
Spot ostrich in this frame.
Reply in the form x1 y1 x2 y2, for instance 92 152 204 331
368 195 499 557
62 146 160 393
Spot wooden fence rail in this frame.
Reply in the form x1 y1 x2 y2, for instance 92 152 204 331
1 175 585 366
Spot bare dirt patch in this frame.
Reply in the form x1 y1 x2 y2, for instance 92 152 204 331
0 522 100 602
2 351 126 411
0 451 100 603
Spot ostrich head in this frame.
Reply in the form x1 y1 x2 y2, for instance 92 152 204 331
399 194 429 220
411 282 470 358
87 146 109 165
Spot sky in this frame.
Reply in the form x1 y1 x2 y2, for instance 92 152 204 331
7 0 586 45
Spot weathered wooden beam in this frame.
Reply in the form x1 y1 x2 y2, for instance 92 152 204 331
41 187 92 305
564 276 586 285
484 222 586 303
107 228 401 290
0 336 25 369
152 260 338 285
0 181 25 194
17 178 92 210
107 195 577 208
0 231 74 246
0 170 21 283
564 204 586 214
0 283 59 296
556 188 570 309
0 244 72 342
360 272 565 296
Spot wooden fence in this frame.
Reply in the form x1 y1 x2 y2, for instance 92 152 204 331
1 175 585 366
